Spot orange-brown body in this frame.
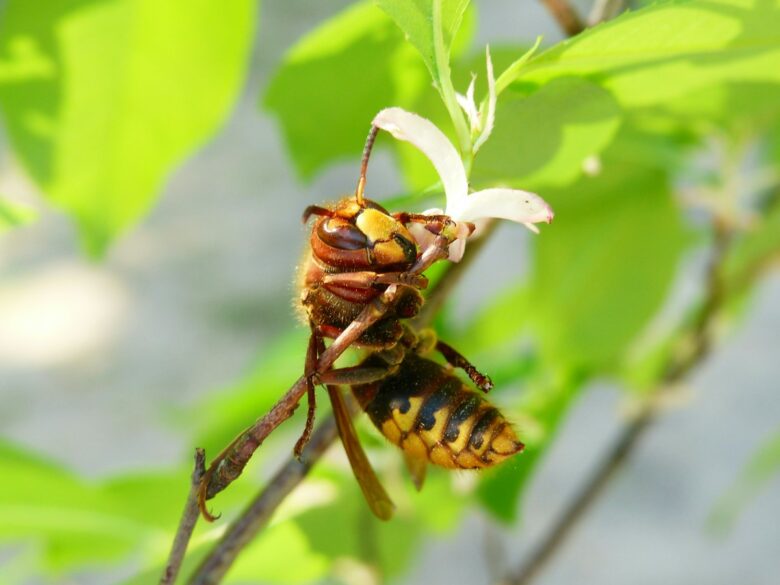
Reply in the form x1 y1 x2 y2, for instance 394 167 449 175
299 197 424 348
352 352 524 469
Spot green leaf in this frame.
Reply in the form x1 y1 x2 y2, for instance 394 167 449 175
403 467 465 534
656 81 780 137
264 0 475 184
123 521 329 585
528 149 692 371
375 0 471 83
494 37 542 96
0 440 160 570
457 281 529 355
472 77 623 190
225 522 330 583
513 0 780 110
0 0 256 254
296 468 422 576
265 1 428 181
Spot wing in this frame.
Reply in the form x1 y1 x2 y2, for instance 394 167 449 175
403 450 428 491
327 385 395 520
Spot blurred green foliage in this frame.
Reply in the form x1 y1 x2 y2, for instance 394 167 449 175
0 197 37 231
1 0 780 583
0 0 256 254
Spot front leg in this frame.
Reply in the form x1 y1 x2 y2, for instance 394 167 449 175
322 270 428 290
393 212 475 239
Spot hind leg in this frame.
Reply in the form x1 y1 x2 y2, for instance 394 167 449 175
435 340 493 393
293 326 322 459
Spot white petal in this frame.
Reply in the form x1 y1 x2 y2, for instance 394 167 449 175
456 77 480 134
447 237 467 263
455 93 478 133
466 74 476 107
453 188 554 231
473 47 496 154
403 208 471 263
373 108 468 211
405 208 444 254
407 222 437 253
523 222 541 234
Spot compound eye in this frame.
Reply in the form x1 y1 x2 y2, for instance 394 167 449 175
317 218 368 250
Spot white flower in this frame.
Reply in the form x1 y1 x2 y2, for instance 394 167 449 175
372 106 554 262
455 47 496 154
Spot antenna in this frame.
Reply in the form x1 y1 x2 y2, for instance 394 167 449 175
355 125 379 206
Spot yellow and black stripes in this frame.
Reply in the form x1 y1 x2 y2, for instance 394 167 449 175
352 353 524 469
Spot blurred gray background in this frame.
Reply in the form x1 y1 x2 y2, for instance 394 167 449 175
1 1 778 584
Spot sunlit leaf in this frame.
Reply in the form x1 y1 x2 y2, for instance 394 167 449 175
296 468 422 576
458 282 528 352
513 0 780 109
0 440 158 569
657 82 780 136
0 0 256 254
375 0 471 82
123 520 329 585
264 1 429 181
264 0 476 185
472 77 623 190
528 148 692 371
226 522 330 583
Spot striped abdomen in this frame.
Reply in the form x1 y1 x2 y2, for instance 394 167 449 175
352 353 524 469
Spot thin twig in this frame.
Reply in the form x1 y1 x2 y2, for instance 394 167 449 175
185 231 483 583
540 0 585 36
187 417 339 585
174 235 455 581
198 235 451 516
160 448 206 585
502 223 735 585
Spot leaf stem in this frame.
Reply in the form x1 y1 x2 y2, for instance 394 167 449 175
494 37 543 97
432 0 473 168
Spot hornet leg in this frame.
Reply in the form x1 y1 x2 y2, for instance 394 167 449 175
435 340 494 393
